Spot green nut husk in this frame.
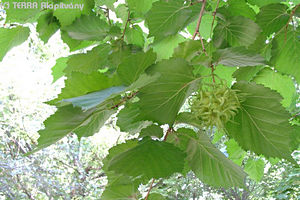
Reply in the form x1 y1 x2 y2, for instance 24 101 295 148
189 84 241 129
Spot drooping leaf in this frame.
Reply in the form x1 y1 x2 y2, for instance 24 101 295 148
117 50 157 85
125 25 145 48
244 158 265 182
146 0 200 41
49 72 122 104
64 44 111 74
271 27 300 83
126 0 158 15
175 112 202 129
139 124 164 139
225 81 295 163
53 0 95 26
107 138 186 180
0 26 30 61
225 139 246 166
152 34 185 61
256 3 289 36
233 66 264 82
63 86 126 110
51 57 68 83
117 104 152 134
36 11 60 43
213 46 266 67
74 109 116 139
173 128 246 187
63 15 110 40
135 58 198 125
31 105 96 154
253 68 296 108
213 16 261 48
60 30 95 51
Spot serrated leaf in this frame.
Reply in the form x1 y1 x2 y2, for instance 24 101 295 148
271 27 300 83
51 57 68 83
36 11 60 43
146 0 200 41
256 3 289 36
253 68 296 108
117 50 156 85
63 86 126 110
31 105 96 153
53 0 95 26
152 34 185 61
225 139 246 166
135 58 198 125
233 66 264 82
49 72 122 105
126 0 158 15
227 0 256 20
107 138 186 180
63 15 110 40
139 124 163 139
0 26 30 61
213 46 266 67
213 16 261 48
225 81 295 163
174 128 246 187
74 109 116 139
125 25 145 47
244 158 265 182
60 30 95 51
247 0 282 7
64 44 111 74
117 104 152 134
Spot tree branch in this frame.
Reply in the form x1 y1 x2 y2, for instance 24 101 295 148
121 11 131 41
209 0 221 38
145 178 155 200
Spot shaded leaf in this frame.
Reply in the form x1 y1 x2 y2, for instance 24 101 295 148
233 66 264 82
139 124 164 139
36 11 60 43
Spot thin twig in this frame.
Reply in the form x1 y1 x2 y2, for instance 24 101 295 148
285 3 300 41
192 0 207 40
106 8 111 25
145 178 155 200
110 91 138 109
210 64 215 83
209 0 221 38
121 11 130 41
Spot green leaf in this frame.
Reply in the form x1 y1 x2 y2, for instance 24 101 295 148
233 66 264 82
225 139 246 166
256 3 289 36
253 68 296 108
2 0 42 23
53 0 95 26
135 58 198 125
74 109 116 139
139 124 163 139
117 50 156 85
0 26 30 61
60 30 95 51
36 11 60 43
152 34 185 61
64 44 111 74
117 103 152 134
126 0 158 15
187 14 215 40
175 112 203 129
146 0 200 41
225 81 295 163
51 57 68 83
148 193 166 200
247 0 282 7
271 27 300 83
49 72 122 104
173 128 246 187
63 15 110 41
125 25 145 48
107 138 186 180
32 105 96 153
244 158 265 182
213 47 266 67
213 16 261 48
63 86 126 110
227 0 256 20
